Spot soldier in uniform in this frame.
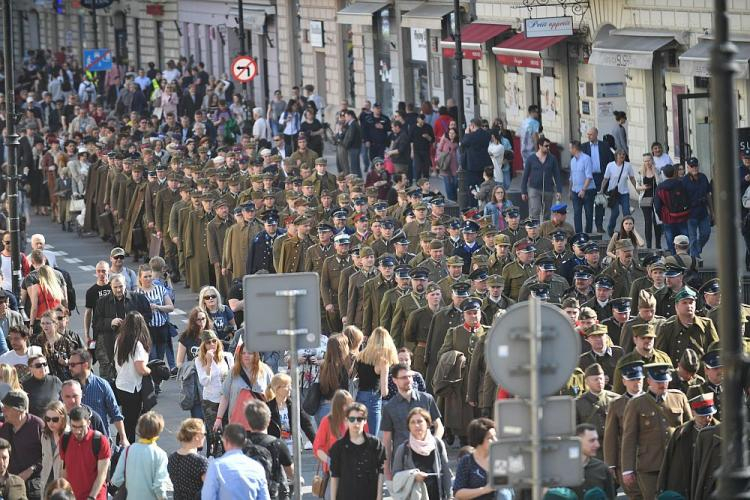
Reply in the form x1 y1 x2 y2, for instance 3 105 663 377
144 165 168 238
601 238 646 299
687 343 723 420
500 207 524 247
390 267 429 349
361 254 396 336
320 233 352 332
122 165 150 262
612 323 673 394
409 231 434 268
579 324 624 389
184 195 213 292
546 230 575 266
421 240 448 283
312 158 337 197
424 282 468 393
583 275 615 321
562 265 595 303
603 360 645 500
437 256 465 305
304 222 335 274
346 246 378 330
691 422 721 499
277 216 315 273
502 240 536 301
487 234 513 275
393 235 415 266
154 173 181 280
521 218 552 255
698 278 750 336
404 283 442 375
206 198 233 298
620 363 692 500
168 184 192 282
620 289 665 354
628 254 663 306
246 212 282 275
517 255 569 303
558 233 590 284
337 245 363 327
540 203 575 239
222 205 252 281
380 264 412 333
453 220 484 275
657 392 720 499
650 262 680 318
468 268 489 300
669 348 704 395
481 274 514 321
655 287 719 367
575 363 619 459
601 297 631 346
403 203 431 253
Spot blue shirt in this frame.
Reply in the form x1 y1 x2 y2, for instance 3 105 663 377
682 172 712 218
202 449 270 500
589 141 601 173
570 152 595 192
81 373 124 433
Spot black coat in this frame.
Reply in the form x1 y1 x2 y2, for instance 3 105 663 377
267 397 316 444
581 141 615 177
92 291 153 339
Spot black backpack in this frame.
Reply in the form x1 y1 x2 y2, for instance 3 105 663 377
55 266 77 312
243 434 285 498
665 182 691 218
61 429 103 457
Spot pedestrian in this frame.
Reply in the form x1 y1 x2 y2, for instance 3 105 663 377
636 153 662 249
198 286 236 343
202 424 270 499
435 128 459 200
461 119 492 204
0 438 27 500
453 418 509 500
111 411 170 500
391 407 452 499
572 423 615 499
409 114 434 179
22 354 63 418
58 406 110 500
605 215 645 261
483 185 512 231
136 265 175 379
312 390 357 480
654 164 690 254
31 311 80 381
108 248 137 291
175 308 212 418
0 326 41 378
354 326 398 435
194 329 234 455
83 262 111 347
27 265 65 333
113 311 152 443
264 373 316 451
568 140 596 234
611 111 629 157
600 149 637 236
521 137 563 221
244 399 295 500
488 130 511 190
312 334 352 423
683 157 713 259
329 402 386 500
0 390 43 499
40 401 66 489
167 418 209 500
279 100 301 154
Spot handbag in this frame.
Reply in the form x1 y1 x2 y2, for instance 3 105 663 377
606 164 625 208
383 157 395 174
303 381 322 415
69 198 85 212
228 369 266 430
140 374 157 412
311 463 330 498
436 150 451 173
112 446 130 500
594 192 608 207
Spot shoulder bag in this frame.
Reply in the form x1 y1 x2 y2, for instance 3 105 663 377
112 446 130 500
229 368 267 430
311 461 330 498
606 164 625 208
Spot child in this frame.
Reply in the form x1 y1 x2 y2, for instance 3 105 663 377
474 166 498 209
55 167 73 232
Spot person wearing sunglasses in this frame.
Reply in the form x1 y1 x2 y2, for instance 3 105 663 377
30 310 81 381
0 390 44 499
40 401 67 488
329 402 385 500
21 354 62 419
108 248 136 291
198 286 235 342
195 330 234 455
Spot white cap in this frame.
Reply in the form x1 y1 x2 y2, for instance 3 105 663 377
260 148 272 156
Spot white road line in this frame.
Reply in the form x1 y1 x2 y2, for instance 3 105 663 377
79 265 96 271
170 308 186 316
64 258 83 264
49 250 68 256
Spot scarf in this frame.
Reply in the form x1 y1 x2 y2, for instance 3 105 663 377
409 431 436 456
139 437 159 445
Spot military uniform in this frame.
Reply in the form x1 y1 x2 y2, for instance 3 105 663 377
122 178 149 256
687 381 722 420
453 241 484 275
154 187 180 273
184 208 212 293
582 298 612 322
320 254 352 331
207 215 232 297
481 295 514 322
390 291 427 349
500 226 525 247
655 315 719 368
691 423 721 499
403 219 431 253
361 274 395 336
575 389 619 459
289 148 319 171
619 316 666 354
422 258 448 283
222 220 252 280
167 197 189 279
601 316 628 347
649 285 675 318
177 203 195 285
346 268 378 329
337 264 361 325
501 261 535 302
540 220 575 239
488 253 513 275
603 392 643 499
658 418 718 498
612 350 673 394
620 390 691 500
305 243 334 275
467 333 493 415
518 274 569 303
404 305 439 374
579 348 624 389
247 229 281 275
601 259 646 299
424 304 464 392
563 286 594 304
144 177 168 232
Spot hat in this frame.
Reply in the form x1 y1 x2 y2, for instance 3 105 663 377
425 283 441 295
452 281 471 297
574 265 594 280
679 348 701 373
674 235 690 247
381 219 395 229
638 289 657 309
674 287 697 303
431 197 446 207
461 298 482 312
462 220 480 233
349 245 362 256
373 201 388 211
571 233 591 247
551 203 567 214
379 254 396 267
583 242 600 254
468 268 489 282
632 323 656 338
584 363 604 378
471 254 489 267
700 278 720 295
644 363 673 382
2 390 28 411
528 282 550 300
689 392 717 416
233 207 243 215
429 239 443 250
524 218 540 228
641 254 663 268
360 246 375 257
371 156 384 165
317 222 334 233
213 198 229 209
419 231 436 243
242 202 256 212
584 324 608 337
353 213 369 223
262 212 279 224
649 260 666 272
448 218 462 230
487 274 504 287
494 234 511 246
594 276 614 289
111 247 126 257
333 209 348 220
503 206 521 218
611 297 632 313
615 239 634 251
412 202 427 211
534 256 556 271
513 240 536 253
394 235 410 246
664 263 686 278
550 230 567 241
200 330 219 343
703 343 721 368
561 297 579 309
395 265 412 278
579 307 597 320
446 255 464 267
409 267 430 280
620 360 645 380
334 233 351 244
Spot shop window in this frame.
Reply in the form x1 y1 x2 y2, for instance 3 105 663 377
542 67 554 78
694 76 710 89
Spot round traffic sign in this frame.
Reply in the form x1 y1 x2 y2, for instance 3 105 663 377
231 55 258 83
485 302 579 398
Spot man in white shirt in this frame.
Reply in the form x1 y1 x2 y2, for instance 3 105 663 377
252 108 272 144
30 234 56 268
650 142 673 183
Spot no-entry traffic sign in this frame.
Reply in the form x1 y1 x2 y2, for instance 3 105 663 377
231 55 258 83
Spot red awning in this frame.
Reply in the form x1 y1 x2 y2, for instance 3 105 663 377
492 32 568 69
440 23 512 60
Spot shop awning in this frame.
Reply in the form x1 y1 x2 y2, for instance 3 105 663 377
679 39 750 79
492 32 569 69
337 2 390 25
439 23 511 59
588 34 676 69
400 2 453 30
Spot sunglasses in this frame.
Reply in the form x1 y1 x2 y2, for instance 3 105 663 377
112 255 124 260
68 361 85 367
57 316 65 321
2 241 9 245
204 295 217 300
44 416 61 423
205 338 218 344
347 416 366 423
33 362 48 368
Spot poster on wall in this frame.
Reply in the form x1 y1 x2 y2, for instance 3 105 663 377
540 76 556 123
504 73 519 118
411 28 427 62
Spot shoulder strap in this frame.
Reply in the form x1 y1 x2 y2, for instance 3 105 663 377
92 431 102 458
61 432 71 454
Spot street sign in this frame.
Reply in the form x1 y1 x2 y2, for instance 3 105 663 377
242 273 321 352
490 437 583 488
494 396 575 439
485 302 579 398
231 55 258 83
80 0 114 8
83 49 112 72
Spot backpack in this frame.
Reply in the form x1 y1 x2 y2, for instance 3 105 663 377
61 429 103 457
55 266 77 312
674 253 702 290
243 434 285 498
665 182 691 218
177 360 199 411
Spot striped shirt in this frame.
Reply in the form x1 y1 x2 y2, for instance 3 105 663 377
138 285 169 327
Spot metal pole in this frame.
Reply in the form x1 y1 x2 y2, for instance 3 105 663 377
286 295 302 500
237 0 249 99
711 1 750 498
528 296 542 499
91 4 98 48
453 0 468 210
3 0 22 299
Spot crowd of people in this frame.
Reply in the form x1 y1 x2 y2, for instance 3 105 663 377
0 46 744 500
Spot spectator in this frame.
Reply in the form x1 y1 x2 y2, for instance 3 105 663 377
329 403 385 500
600 149 637 236
342 109 363 178
0 326 41 377
569 140 596 234
606 216 645 262
175 308 212 418
244 399 295 499
0 292 23 354
435 128 459 200
40 401 66 489
168 418 209 500
386 120 410 178
28 266 65 333
611 111 629 157
683 157 713 260
521 137 563 221
58 406 110 500
0 390 44 498
519 104 541 162
654 164 690 254
410 114 434 179
111 412 169 500
313 390 357 473
108 248 137 291
384 348 427 402
83 262 111 345
264 373 316 451
31 311 80 381
581 128 614 234
202 423 270 500
0 438 28 500
312 334 352 423
487 130 508 189
354 326 398 435
29 234 57 269
113 311 152 443
636 153 662 249
136 265 175 381
453 418 508 500
461 119 492 204
279 100 301 154
198 286 235 342
22 354 63 418
194 329 234 455
483 185 513 231
59 380 108 439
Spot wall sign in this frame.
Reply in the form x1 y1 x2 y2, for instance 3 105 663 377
524 16 573 38
411 28 427 62
310 20 324 48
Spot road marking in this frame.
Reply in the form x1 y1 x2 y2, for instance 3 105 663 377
171 308 186 316
64 258 83 264
181 319 188 324
49 250 68 256
79 265 96 271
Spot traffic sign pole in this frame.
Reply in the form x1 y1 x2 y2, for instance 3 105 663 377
529 297 542 500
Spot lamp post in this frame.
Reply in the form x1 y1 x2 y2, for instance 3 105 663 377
711 0 750 496
237 0 249 99
453 0 468 210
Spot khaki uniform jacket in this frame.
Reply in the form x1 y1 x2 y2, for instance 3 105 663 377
379 286 410 335
437 275 465 306
115 175 137 224
304 243 334 275
289 148 319 171
620 316 665 354
488 253 513 276
481 295 514 323
612 349 673 394
467 333 490 407
154 188 180 235
658 418 718 498
421 257 448 283
362 275 394 336
438 324 486 431
628 275 654 307
207 216 232 266
0 473 26 500
122 180 148 252
404 305 437 346
620 390 691 474
655 315 719 368
337 265 360 324
312 172 337 197
403 219 431 253
691 423 721 499
320 254 351 314
145 178 168 225
425 305 465 391
578 347 624 389
184 208 211 293
222 221 252 280
576 390 619 459
581 297 613 322
502 261 535 302
346 268 378 329
602 259 646 300
391 291 427 349
603 392 638 473
500 227 525 247
517 273 569 303
540 220 575 239
168 199 188 241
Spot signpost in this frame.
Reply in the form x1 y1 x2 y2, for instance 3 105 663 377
231 55 259 83
244 273 321 500
83 49 113 72
485 299 582 497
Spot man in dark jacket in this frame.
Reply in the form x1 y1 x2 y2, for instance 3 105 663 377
581 127 614 233
363 103 391 161
460 119 491 205
342 109 363 177
92 274 152 381
387 121 411 179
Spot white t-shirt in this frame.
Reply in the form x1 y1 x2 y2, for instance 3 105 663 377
115 341 149 393
195 352 234 403
603 161 635 194
0 346 41 368
1 255 12 291
163 68 181 83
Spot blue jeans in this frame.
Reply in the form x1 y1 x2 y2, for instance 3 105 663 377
607 193 631 235
148 324 170 365
315 400 332 426
687 215 711 257
593 172 605 230
501 164 511 190
442 175 457 201
190 402 203 419
662 222 688 254
348 149 362 177
571 190 595 233
356 389 382 435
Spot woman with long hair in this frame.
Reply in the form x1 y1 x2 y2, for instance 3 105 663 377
31 310 80 380
44 478 74 500
168 418 208 500
355 327 398 435
114 311 152 442
136 265 175 383
195 330 234 452
637 153 663 249
312 390 361 474
176 308 212 419
28 265 65 332
41 401 67 488
0 363 22 391
606 215 645 261
435 128 459 201
212 343 272 433
342 325 364 359
483 185 513 231
316 334 352 423
453 418 509 500
279 99 301 153
265 372 316 451
300 107 324 157
198 286 235 343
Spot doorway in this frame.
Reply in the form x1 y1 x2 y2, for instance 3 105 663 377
114 12 127 63
677 92 713 179
27 10 40 51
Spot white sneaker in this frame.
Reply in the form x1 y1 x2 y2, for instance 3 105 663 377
304 441 313 450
